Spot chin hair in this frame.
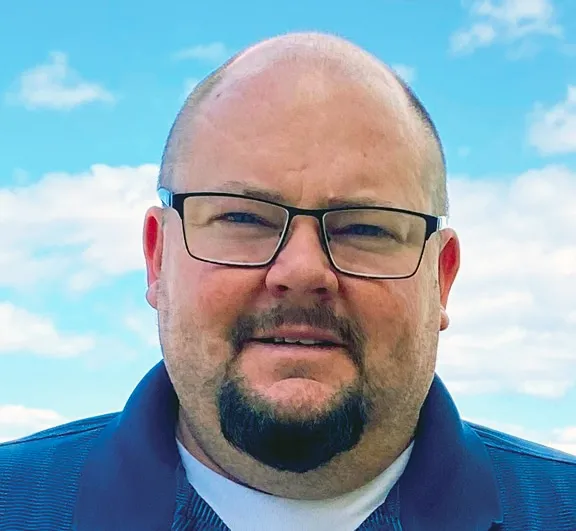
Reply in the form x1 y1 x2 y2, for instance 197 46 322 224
218 377 371 473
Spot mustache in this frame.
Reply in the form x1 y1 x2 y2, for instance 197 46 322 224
228 304 367 369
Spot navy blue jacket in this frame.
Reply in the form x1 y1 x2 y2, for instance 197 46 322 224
1 361 575 530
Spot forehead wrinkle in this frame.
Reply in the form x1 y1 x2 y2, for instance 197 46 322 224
195 180 400 211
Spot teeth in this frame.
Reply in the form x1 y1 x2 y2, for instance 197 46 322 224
272 337 325 345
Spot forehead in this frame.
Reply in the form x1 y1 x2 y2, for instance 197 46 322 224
172 56 429 211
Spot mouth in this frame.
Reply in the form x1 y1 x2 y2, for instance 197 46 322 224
250 337 342 348
239 328 357 386
247 326 346 350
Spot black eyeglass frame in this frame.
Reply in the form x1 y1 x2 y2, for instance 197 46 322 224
158 187 448 280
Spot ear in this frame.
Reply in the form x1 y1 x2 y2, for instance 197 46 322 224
143 206 164 309
437 229 460 331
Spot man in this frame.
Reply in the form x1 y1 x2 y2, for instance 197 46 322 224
1 32 574 531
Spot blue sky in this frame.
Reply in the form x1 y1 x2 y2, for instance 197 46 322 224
1 0 575 452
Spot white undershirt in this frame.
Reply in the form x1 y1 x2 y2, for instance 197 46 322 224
176 439 413 531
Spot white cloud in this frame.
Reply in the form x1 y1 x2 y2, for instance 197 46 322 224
548 427 576 455
438 165 576 398
0 164 159 291
451 0 562 55
172 42 231 63
517 380 573 398
528 86 576 155
0 404 68 443
451 23 497 52
391 64 416 84
0 303 95 357
6 51 115 110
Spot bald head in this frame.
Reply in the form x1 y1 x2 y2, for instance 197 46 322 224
159 32 447 215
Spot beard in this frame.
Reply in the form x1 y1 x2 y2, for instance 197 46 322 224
214 303 372 473
218 374 371 473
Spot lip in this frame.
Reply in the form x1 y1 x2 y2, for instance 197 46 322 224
251 326 344 346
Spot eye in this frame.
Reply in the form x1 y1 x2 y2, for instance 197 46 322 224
336 224 396 238
218 212 271 226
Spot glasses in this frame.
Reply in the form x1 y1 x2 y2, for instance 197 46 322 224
158 188 447 279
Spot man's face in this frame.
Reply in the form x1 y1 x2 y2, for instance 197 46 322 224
144 59 459 478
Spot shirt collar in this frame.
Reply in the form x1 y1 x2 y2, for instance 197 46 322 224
74 361 503 530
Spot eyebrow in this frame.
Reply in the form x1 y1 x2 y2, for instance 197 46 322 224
216 181 286 203
324 195 395 209
214 180 395 208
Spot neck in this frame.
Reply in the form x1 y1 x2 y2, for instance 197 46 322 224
176 411 416 500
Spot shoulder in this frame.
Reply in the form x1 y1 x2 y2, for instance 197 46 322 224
0 413 118 529
467 421 576 527
0 412 118 473
0 412 117 459
469 421 576 468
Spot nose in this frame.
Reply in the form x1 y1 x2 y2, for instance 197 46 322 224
265 217 340 301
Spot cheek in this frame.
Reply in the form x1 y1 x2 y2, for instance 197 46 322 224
342 278 426 378
170 257 266 338
161 261 268 391
345 278 422 337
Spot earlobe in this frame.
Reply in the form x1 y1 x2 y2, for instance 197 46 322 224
146 284 159 309
143 207 164 310
440 307 450 331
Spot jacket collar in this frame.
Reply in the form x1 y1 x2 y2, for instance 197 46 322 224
74 362 181 530
398 377 503 530
74 361 503 530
